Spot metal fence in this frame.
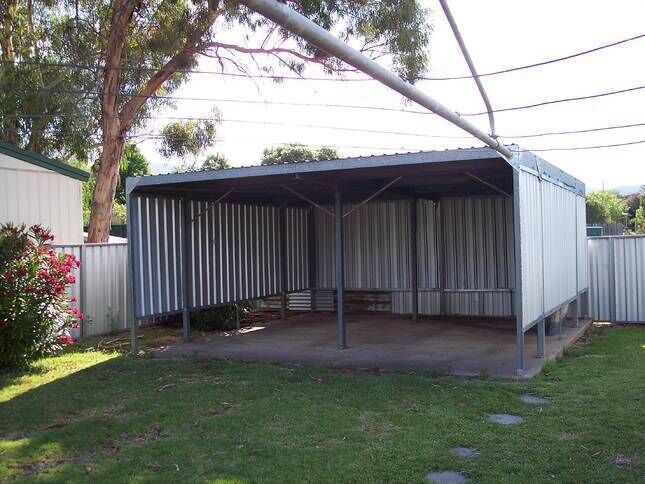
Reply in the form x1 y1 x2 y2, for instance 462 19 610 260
588 235 645 323
54 243 133 337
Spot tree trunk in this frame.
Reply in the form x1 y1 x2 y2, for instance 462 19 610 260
86 0 138 242
87 128 125 242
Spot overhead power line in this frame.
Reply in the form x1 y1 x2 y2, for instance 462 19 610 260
25 82 645 118
421 33 645 80
3 125 643 154
463 84 645 116
521 138 645 152
1 33 642 82
8 111 645 140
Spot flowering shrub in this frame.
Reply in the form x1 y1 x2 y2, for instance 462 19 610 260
0 224 82 368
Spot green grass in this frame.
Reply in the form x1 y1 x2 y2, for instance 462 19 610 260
1 326 643 483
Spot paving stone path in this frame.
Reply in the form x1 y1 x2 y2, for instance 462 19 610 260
426 471 468 484
488 413 524 425
520 394 551 405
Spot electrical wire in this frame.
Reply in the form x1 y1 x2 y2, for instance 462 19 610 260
1 33 642 82
5 113 645 140
421 33 645 80
518 138 645 152
24 82 645 118
462 84 645 116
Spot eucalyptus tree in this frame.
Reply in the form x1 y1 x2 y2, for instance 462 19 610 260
1 0 431 242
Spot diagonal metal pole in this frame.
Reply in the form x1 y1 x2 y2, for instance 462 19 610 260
343 176 402 218
438 0 497 137
238 0 512 159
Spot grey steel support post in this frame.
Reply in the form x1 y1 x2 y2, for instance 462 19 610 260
537 319 545 358
410 198 419 322
512 170 525 376
279 205 287 320
335 188 346 349
126 194 139 353
516 328 525 374
181 198 191 342
436 201 446 316
308 206 317 312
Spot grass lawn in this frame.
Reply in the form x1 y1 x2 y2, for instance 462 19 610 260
0 325 643 483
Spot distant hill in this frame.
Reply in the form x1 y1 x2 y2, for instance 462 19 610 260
614 185 642 196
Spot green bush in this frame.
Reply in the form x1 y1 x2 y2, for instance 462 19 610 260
0 224 82 368
190 303 252 332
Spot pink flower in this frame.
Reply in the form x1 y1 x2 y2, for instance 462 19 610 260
66 275 76 284
70 296 77 302
58 334 75 345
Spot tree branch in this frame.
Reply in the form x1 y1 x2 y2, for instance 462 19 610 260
118 7 220 135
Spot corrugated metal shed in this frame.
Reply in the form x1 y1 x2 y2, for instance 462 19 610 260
0 142 89 244
126 145 587 376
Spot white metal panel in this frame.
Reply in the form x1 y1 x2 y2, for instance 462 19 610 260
0 153 84 244
542 181 577 311
587 237 612 320
518 170 544 327
577 196 589 290
130 195 309 319
588 236 645 323
54 243 132 337
518 168 585 329
316 197 514 317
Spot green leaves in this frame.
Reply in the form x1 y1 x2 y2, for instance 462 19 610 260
585 191 628 225
159 119 217 158
261 143 338 165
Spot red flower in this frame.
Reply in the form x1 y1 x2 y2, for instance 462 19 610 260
70 322 80 329
37 269 49 278
66 275 76 284
58 334 75 345
16 267 27 277
70 296 77 302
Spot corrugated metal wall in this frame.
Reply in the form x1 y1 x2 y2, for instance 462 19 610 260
588 236 645 322
1 153 84 244
130 195 184 319
517 169 587 329
54 243 132 337
129 194 309 319
315 197 515 317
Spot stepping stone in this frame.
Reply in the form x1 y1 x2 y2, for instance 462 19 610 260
451 447 480 458
488 414 524 425
425 471 468 484
559 432 577 441
520 394 551 405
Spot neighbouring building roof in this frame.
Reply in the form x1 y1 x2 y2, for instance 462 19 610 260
0 141 90 182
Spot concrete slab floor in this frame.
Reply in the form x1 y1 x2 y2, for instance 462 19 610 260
152 313 592 379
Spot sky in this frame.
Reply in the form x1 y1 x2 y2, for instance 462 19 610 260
136 0 645 192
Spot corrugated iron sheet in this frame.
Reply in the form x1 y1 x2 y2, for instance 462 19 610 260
130 195 309 319
588 236 645 322
518 169 587 328
315 197 514 317
54 243 132 337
